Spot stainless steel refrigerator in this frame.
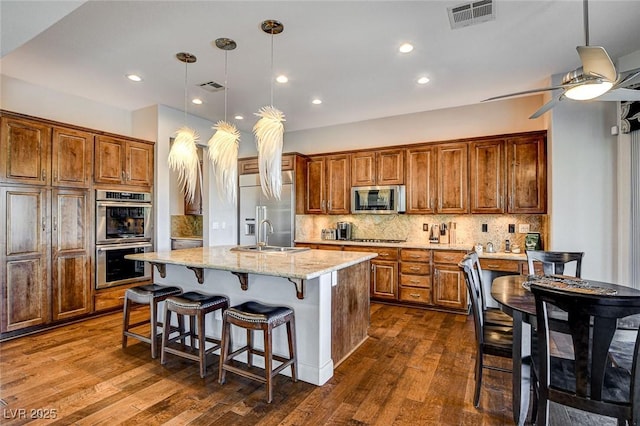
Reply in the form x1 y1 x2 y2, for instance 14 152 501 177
238 170 295 247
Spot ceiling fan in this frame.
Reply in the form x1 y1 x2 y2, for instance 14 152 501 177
484 0 640 119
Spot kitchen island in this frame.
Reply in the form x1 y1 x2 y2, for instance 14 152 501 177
126 246 376 386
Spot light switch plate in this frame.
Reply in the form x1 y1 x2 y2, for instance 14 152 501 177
518 224 530 233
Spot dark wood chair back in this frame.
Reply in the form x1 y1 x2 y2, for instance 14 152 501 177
460 252 485 336
530 284 640 426
526 250 584 277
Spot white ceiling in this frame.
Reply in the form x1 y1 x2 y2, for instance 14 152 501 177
1 1 640 133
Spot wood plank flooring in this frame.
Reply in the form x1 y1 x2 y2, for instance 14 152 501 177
0 303 616 425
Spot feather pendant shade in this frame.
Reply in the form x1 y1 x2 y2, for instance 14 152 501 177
253 105 285 199
207 120 240 205
168 126 200 204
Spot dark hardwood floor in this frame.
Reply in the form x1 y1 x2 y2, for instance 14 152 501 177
0 303 616 425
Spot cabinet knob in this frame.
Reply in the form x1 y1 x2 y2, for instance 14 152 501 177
410 293 421 298
380 253 389 257
410 267 420 271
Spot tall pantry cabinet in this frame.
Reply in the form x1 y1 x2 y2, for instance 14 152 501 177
0 114 93 332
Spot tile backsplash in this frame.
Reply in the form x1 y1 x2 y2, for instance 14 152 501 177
296 214 548 252
171 215 203 238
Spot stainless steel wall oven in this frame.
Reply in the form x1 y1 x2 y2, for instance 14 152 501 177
95 190 153 289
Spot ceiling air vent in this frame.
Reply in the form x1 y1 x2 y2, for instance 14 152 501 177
448 0 495 30
198 81 224 93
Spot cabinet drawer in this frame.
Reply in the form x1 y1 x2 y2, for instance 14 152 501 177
400 262 430 275
399 287 432 304
479 258 522 273
400 248 431 263
433 250 466 265
344 245 398 261
400 274 431 288
239 159 259 174
171 238 203 250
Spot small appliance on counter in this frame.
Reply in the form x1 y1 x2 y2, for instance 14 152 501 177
525 232 542 250
428 224 440 243
321 228 337 240
336 221 352 240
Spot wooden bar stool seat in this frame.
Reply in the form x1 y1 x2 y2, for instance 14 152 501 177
161 291 229 378
218 301 297 403
122 283 183 359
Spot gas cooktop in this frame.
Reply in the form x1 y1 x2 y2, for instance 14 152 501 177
350 238 406 243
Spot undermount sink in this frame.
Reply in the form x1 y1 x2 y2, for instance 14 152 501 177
230 245 310 254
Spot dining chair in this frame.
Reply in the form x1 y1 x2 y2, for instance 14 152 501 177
459 253 513 408
530 284 640 426
468 251 513 327
526 250 584 277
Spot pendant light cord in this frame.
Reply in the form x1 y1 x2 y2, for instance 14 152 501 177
224 50 229 122
183 60 188 124
583 0 589 46
270 31 274 106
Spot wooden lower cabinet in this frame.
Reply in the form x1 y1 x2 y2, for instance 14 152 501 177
0 186 50 332
433 251 468 312
399 248 432 306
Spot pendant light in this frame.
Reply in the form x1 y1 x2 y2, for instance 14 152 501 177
207 38 240 206
168 52 200 205
253 19 286 200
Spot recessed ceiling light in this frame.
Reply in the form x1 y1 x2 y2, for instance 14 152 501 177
417 76 430 85
399 43 414 53
276 75 288 83
234 115 244 120
312 99 322 105
192 98 203 105
126 74 142 82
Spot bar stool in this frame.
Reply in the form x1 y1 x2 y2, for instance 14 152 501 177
218 301 297 403
122 283 183 359
160 291 229 378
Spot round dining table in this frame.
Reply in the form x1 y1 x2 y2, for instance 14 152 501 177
491 274 640 426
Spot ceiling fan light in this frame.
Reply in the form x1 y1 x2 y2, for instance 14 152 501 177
564 81 613 100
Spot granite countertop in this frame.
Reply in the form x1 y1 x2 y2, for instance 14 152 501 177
170 236 203 240
294 239 527 261
126 245 377 280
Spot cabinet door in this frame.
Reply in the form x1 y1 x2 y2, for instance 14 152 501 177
305 157 325 214
433 263 467 311
377 149 404 185
406 147 436 214
437 143 468 214
470 139 505 214
326 154 350 214
351 152 376 186
126 140 154 187
94 135 125 184
371 260 398 300
507 135 546 213
1 187 50 332
51 189 92 320
52 127 93 188
0 116 51 185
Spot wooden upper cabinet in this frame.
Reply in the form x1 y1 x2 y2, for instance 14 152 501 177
95 135 153 188
507 134 546 213
325 154 351 214
0 116 51 185
470 139 506 214
405 146 436 214
52 127 93 188
351 149 404 187
305 157 325 214
437 142 468 214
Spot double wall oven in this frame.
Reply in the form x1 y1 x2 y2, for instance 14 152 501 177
95 190 153 289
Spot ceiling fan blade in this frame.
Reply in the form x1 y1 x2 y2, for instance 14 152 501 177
482 86 565 102
615 67 640 89
595 88 640 102
577 46 617 82
529 96 561 119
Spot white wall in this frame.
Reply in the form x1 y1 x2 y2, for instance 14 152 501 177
1 75 131 135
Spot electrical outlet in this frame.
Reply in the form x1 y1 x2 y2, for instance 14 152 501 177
423 223 428 231
518 224 530 233
508 224 515 233
481 223 488 232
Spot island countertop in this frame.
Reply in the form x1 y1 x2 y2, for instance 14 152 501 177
126 245 377 280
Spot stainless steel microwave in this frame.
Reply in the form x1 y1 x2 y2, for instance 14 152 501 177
351 185 406 214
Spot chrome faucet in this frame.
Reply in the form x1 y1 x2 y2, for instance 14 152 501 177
257 219 274 246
